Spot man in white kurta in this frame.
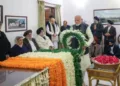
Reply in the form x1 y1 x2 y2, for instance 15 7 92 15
46 16 60 49
36 27 54 50
71 15 93 76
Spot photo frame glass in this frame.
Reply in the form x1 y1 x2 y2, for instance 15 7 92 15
5 16 27 32
0 5 3 23
94 9 120 25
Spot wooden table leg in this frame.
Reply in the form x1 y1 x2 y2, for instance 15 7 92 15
96 80 99 86
88 77 92 86
117 75 120 86
113 80 116 86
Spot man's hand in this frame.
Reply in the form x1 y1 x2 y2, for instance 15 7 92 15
49 46 54 50
61 44 64 48
93 40 96 44
105 33 111 36
68 38 73 44
94 25 97 30
94 26 96 30
107 33 111 36
105 33 108 36
95 44 99 47
53 34 56 37
6 55 10 59
82 46 86 50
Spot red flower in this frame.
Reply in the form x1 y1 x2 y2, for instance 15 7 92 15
93 55 119 64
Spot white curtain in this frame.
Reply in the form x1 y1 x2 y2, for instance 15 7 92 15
55 5 61 27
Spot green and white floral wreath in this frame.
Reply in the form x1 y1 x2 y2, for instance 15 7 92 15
60 30 87 85
60 30 87 55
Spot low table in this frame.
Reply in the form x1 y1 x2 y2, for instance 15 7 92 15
87 64 120 86
0 68 49 86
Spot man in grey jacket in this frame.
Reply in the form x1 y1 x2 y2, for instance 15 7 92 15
71 15 93 85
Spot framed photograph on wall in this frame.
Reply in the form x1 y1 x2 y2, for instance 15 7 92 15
0 5 3 23
94 8 120 25
5 15 27 32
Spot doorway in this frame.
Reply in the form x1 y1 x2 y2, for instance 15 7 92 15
45 6 55 24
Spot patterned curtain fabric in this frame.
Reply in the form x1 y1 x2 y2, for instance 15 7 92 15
55 5 61 27
38 0 45 31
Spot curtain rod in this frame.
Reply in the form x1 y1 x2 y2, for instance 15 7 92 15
38 0 61 6
44 1 61 6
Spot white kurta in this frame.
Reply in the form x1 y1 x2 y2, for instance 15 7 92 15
28 40 37 51
35 35 53 49
71 25 94 76
46 22 60 49
80 27 93 76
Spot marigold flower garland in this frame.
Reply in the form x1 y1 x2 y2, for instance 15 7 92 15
35 49 83 86
0 57 66 86
20 51 76 86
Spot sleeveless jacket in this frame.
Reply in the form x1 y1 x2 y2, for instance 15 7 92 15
46 21 58 40
72 23 89 54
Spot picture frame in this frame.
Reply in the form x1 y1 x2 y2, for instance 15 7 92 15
5 15 27 32
0 5 3 23
118 35 120 43
94 8 120 25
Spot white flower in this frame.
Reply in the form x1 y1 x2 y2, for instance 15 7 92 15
19 52 76 86
60 30 87 48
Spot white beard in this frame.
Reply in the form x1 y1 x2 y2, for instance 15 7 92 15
75 24 80 26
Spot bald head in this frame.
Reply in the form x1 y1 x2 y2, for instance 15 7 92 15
75 15 82 25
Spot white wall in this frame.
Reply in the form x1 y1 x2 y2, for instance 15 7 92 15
63 0 120 39
0 0 63 46
1 0 120 46
0 0 38 46
3 0 120 46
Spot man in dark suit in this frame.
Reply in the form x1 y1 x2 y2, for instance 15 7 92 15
118 34 120 49
90 16 103 44
104 39 120 58
61 20 70 32
0 23 11 61
23 30 40 52
103 20 116 53
90 17 103 57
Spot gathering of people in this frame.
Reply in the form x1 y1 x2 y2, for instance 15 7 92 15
0 15 120 85
90 17 120 58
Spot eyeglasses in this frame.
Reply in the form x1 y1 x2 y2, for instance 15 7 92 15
75 20 80 21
